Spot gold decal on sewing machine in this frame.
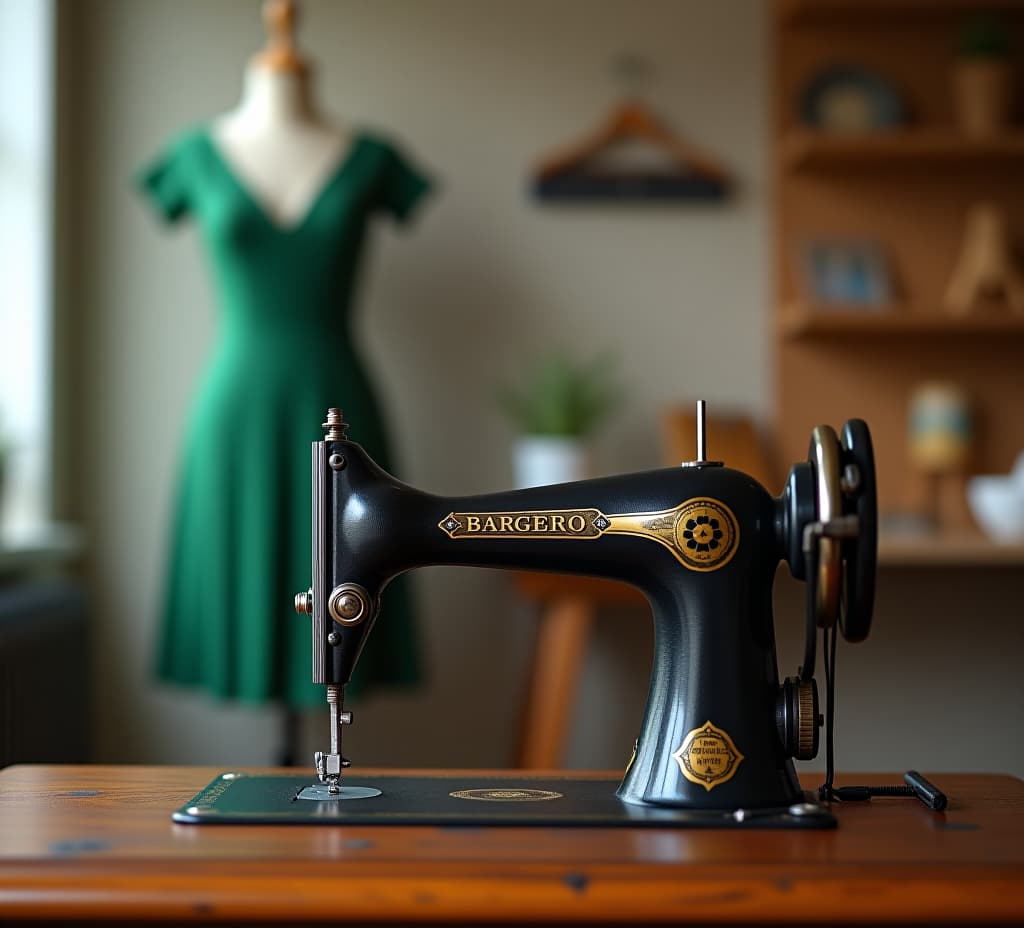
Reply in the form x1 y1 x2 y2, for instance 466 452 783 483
604 497 738 571
439 497 738 571
439 509 607 539
672 721 744 791
449 788 564 802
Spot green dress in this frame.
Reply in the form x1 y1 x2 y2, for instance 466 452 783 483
138 128 432 707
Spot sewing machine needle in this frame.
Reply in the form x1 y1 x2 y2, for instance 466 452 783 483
325 683 352 794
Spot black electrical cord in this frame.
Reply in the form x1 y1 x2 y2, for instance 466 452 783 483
818 622 838 802
817 603 948 811
800 549 816 682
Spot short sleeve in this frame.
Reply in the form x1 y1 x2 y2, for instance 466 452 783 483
377 141 434 224
136 136 192 224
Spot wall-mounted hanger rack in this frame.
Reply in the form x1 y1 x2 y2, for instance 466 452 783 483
530 55 731 203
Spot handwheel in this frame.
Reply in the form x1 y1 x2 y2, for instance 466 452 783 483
808 425 843 628
839 419 877 642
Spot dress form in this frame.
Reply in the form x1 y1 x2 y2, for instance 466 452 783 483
137 0 432 758
211 0 350 228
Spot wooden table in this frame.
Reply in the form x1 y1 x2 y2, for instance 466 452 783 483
0 766 1022 925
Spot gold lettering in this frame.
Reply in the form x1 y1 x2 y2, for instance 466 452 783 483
452 510 601 537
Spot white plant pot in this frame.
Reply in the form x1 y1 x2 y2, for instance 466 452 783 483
513 436 588 489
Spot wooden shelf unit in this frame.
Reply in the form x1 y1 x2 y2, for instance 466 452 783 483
773 0 1024 518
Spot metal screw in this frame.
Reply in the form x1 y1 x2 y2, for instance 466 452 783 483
329 453 346 471
322 408 349 441
328 583 371 626
328 631 340 646
841 463 861 496
294 589 313 615
336 593 360 619
788 802 821 817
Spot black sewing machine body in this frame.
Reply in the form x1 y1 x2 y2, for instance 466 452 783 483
306 410 865 813
175 406 877 827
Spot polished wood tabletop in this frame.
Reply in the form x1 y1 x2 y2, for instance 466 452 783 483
0 766 1022 924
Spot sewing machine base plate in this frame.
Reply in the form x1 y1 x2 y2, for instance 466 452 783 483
173 773 836 828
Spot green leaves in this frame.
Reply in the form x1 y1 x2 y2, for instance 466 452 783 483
496 350 622 437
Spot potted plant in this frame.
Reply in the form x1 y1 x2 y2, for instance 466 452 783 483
497 349 622 488
952 14 1014 137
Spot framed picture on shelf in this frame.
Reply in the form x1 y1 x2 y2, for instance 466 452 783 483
797 240 893 308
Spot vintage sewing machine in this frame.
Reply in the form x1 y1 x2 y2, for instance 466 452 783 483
176 402 878 828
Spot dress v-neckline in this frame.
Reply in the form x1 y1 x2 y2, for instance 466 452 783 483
201 129 366 235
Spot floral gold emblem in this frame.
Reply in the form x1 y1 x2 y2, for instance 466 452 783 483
672 721 744 791
673 500 738 571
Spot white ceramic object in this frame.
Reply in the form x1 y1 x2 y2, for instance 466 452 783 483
967 475 1024 542
513 436 588 489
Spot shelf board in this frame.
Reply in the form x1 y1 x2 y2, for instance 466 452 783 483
879 530 1024 567
780 129 1024 170
780 303 1024 337
782 0 1024 25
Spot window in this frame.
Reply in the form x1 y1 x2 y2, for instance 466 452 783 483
0 0 55 531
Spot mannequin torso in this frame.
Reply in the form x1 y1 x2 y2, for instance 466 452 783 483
211 66 350 228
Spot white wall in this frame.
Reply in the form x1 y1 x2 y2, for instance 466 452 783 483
62 0 770 768
59 0 1023 778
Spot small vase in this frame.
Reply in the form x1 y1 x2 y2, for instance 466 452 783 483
908 382 972 474
513 436 588 489
952 60 1013 137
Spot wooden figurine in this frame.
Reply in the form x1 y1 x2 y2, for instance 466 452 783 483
944 202 1024 315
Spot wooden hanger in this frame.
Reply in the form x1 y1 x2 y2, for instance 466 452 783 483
531 55 730 202
251 0 308 74
535 98 728 186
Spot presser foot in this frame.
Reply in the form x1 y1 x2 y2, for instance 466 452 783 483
314 751 351 794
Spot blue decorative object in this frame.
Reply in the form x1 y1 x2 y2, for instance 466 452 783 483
800 240 892 307
800 66 904 131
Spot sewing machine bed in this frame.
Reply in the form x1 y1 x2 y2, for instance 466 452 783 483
173 772 835 828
